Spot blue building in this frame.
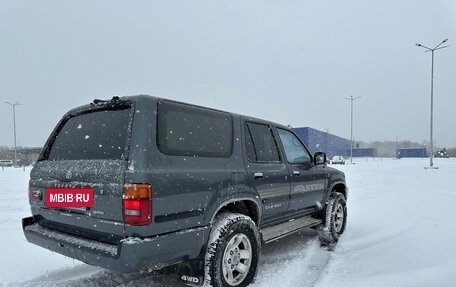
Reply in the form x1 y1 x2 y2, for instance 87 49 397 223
396 148 427 158
293 127 351 158
352 148 377 157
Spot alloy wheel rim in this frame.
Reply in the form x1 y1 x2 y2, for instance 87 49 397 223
222 233 252 286
334 203 345 233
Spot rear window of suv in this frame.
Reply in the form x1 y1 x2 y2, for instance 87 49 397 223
157 101 232 157
46 106 133 161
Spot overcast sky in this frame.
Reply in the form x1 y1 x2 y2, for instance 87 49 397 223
1 0 455 148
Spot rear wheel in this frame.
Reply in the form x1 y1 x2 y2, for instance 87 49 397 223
205 213 260 287
318 192 347 244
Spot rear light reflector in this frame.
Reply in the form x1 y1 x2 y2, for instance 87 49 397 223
29 179 43 202
122 184 152 226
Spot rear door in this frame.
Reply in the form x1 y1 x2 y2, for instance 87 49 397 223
29 103 134 239
242 120 290 226
276 128 327 216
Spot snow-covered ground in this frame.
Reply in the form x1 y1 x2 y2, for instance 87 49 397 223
1 158 455 286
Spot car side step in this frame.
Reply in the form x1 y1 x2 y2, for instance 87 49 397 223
261 216 322 244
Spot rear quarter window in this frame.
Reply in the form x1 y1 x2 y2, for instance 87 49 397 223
157 101 232 157
45 106 133 161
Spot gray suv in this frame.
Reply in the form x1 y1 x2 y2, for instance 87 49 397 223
23 95 347 287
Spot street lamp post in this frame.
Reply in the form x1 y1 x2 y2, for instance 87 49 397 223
343 95 361 164
4 101 22 167
415 39 449 169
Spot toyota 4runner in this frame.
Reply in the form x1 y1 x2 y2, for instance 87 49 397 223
23 95 347 287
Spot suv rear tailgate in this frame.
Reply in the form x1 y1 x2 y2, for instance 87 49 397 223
28 101 134 240
30 160 127 239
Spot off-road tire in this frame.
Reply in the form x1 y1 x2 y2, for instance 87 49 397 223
318 192 347 244
204 213 260 287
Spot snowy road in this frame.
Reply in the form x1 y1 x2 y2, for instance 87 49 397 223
1 158 455 286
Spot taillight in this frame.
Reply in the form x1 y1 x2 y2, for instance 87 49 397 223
122 184 152 226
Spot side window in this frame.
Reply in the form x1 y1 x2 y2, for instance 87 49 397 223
245 122 280 162
157 101 233 157
277 128 312 164
244 125 256 162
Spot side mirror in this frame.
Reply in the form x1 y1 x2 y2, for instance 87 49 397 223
314 152 327 165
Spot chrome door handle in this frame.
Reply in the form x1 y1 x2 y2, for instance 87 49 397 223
292 170 300 176
254 172 264 178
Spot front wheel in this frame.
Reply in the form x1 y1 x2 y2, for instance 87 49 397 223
318 192 347 244
205 213 260 287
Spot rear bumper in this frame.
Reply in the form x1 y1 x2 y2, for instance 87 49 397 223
22 216 209 273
